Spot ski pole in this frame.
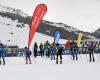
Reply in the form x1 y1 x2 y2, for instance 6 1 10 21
78 51 82 61
96 48 99 61
5 56 9 63
31 56 36 63
86 52 88 62
96 52 99 62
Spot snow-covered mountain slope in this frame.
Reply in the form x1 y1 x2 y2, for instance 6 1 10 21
43 20 79 32
42 20 96 39
0 3 99 49
0 15 29 47
0 4 28 17
0 4 66 48
0 15 66 48
92 28 100 39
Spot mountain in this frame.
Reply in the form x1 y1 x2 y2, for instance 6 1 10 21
0 3 28 17
0 4 30 47
0 4 99 47
38 20 96 40
92 28 100 39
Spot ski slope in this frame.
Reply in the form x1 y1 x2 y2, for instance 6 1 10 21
0 55 100 80
0 15 67 49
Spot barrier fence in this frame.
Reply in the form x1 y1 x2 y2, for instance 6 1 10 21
4 47 100 57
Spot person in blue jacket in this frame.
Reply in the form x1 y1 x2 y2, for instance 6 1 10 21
0 43 5 65
71 42 79 60
50 45 56 60
24 47 32 64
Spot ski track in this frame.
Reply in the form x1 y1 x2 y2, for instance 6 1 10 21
0 55 100 80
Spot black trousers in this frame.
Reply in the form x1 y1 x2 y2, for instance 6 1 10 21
89 49 95 62
56 53 62 63
34 50 37 57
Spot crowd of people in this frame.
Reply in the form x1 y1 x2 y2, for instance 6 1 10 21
0 41 100 65
24 41 100 64
25 41 63 64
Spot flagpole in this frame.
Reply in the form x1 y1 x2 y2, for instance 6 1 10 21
28 14 33 49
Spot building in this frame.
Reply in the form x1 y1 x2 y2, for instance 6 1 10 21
81 39 100 43
5 45 25 57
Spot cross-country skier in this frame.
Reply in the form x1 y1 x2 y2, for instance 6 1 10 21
83 42 89 54
0 43 5 65
79 42 83 54
46 41 51 57
56 43 63 64
39 43 44 57
88 42 95 62
50 44 56 60
44 41 50 57
24 47 32 64
71 42 79 60
33 42 38 58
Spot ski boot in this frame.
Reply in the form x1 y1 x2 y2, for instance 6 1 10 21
93 59 95 62
0 60 1 65
56 61 58 64
60 61 62 64
3 62 5 65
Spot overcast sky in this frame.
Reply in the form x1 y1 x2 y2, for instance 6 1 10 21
0 0 100 32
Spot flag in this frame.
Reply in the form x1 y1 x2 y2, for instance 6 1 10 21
28 4 47 48
54 31 61 44
77 33 83 47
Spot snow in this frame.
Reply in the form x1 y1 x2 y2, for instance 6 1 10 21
43 21 96 39
0 4 28 17
0 15 29 47
0 15 67 49
43 21 79 32
0 4 100 80
0 4 96 49
0 54 100 80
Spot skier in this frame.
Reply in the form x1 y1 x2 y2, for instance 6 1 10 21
50 44 56 60
71 42 79 60
56 43 63 64
88 42 95 62
24 47 32 64
83 42 89 54
33 42 38 58
0 43 5 65
79 42 83 54
39 43 44 57
44 41 50 57
46 41 51 57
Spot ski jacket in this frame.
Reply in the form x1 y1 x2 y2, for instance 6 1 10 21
89 44 95 50
0 43 5 57
34 44 38 50
25 49 32 56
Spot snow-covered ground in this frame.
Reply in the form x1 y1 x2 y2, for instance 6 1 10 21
0 54 100 80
